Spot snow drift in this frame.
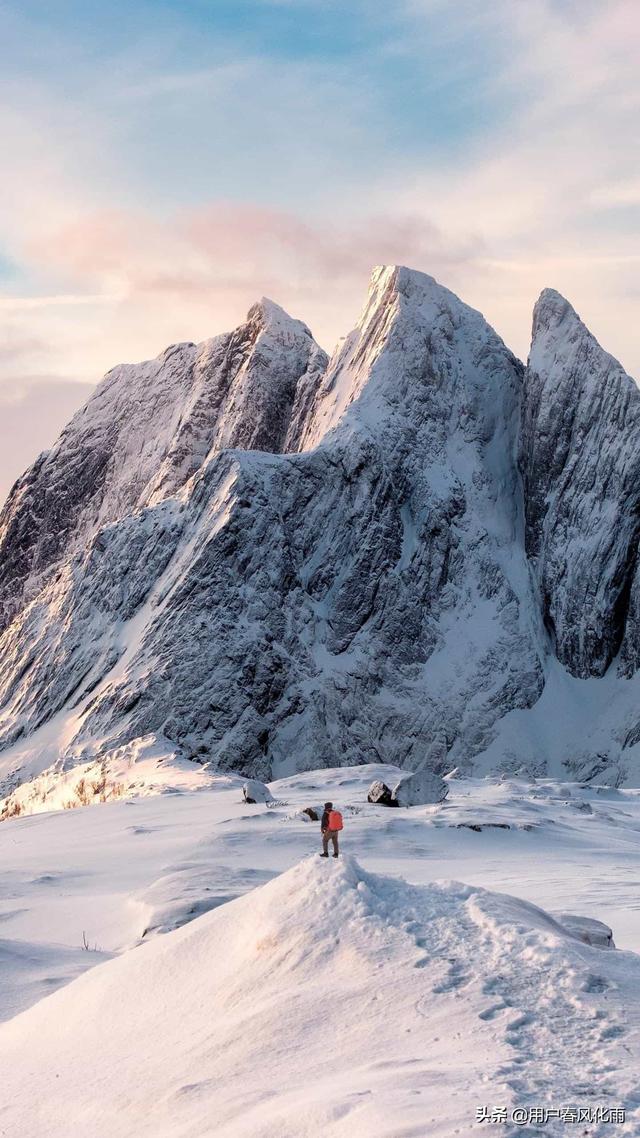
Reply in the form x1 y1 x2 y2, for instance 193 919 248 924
1 854 637 1138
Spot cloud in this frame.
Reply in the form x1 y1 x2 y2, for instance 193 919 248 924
13 202 484 365
589 181 640 208
386 0 640 368
0 0 637 446
0 295 120 310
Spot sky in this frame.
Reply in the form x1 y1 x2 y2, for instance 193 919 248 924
0 0 639 501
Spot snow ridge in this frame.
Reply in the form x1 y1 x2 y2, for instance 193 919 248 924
1 853 638 1137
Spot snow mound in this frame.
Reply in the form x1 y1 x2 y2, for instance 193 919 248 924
1 855 638 1138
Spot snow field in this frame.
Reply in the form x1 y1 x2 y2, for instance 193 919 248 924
0 766 639 1135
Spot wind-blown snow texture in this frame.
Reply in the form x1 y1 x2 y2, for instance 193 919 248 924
1 265 640 804
2 847 639 1138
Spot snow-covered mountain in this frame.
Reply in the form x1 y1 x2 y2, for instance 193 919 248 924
521 288 640 679
1 265 640 813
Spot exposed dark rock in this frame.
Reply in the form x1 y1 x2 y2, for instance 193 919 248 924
367 781 397 806
455 823 511 832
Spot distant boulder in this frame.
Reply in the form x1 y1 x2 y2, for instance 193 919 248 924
392 770 449 807
242 779 273 805
367 781 397 806
556 913 615 949
301 807 319 821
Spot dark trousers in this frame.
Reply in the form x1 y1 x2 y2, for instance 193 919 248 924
322 829 339 856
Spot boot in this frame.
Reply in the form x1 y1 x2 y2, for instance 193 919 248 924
320 852 329 858
332 853 339 858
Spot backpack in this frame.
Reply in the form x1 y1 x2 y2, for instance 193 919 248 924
328 810 343 831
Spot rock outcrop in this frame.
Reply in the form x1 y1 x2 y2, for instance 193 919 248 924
392 770 449 807
367 781 396 806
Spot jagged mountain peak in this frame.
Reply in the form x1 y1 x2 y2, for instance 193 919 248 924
296 263 520 453
361 263 478 330
531 287 574 332
0 263 540 793
530 287 636 390
112 296 313 376
0 297 327 637
361 263 515 361
245 295 314 341
522 283 640 681
367 262 453 297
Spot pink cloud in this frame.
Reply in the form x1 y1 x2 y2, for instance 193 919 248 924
31 202 482 295
20 201 484 356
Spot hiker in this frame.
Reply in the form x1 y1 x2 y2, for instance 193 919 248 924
320 801 343 858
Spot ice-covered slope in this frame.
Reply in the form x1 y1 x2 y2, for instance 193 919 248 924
1 853 638 1138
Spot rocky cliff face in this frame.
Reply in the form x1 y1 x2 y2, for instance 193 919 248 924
1 266 639 807
69 267 544 779
520 290 640 678
0 300 324 634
